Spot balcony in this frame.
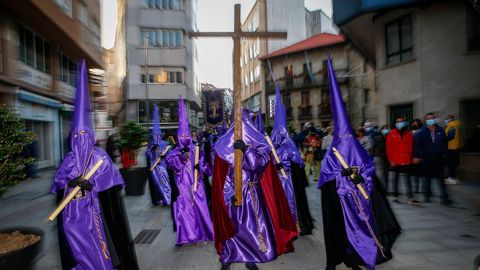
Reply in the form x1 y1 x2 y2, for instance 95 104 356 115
298 105 312 119
265 68 348 95
318 104 332 118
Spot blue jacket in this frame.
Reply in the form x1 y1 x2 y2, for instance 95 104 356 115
413 125 447 160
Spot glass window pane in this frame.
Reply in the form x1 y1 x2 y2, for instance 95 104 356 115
62 54 69 82
169 31 175 47
163 0 169 9
386 22 399 55
44 42 51 74
69 59 76 86
176 72 182 83
175 31 182 46
149 31 156 45
401 17 412 49
156 31 162 46
155 0 161 8
173 0 180 10
18 25 26 62
164 31 170 46
169 0 174 10
149 74 155 83
138 101 147 123
25 29 34 66
35 36 44 71
169 72 175 83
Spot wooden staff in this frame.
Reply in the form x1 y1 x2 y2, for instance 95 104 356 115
193 145 200 192
149 145 171 172
264 136 287 178
332 147 369 200
48 159 104 221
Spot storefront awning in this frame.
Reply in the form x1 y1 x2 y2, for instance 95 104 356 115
16 89 63 108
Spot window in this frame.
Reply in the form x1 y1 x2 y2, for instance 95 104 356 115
53 0 72 17
303 62 312 82
141 29 183 47
141 67 184 84
59 53 77 86
467 4 480 51
144 0 182 10
254 65 260 81
91 20 101 47
284 65 293 88
282 93 291 109
250 70 254 83
363 88 370 105
77 2 87 25
389 104 413 126
18 25 52 74
385 15 413 65
301 91 310 106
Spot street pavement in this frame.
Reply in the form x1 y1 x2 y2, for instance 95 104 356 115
0 168 479 270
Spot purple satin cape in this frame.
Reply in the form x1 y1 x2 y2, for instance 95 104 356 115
318 57 378 269
213 113 280 263
165 145 214 245
51 147 124 270
146 138 172 205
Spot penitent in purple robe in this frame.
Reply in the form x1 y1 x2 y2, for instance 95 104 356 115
146 104 172 206
269 85 303 223
214 110 278 263
165 97 213 245
51 60 124 270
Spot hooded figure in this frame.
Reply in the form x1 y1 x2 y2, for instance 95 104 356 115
165 97 213 245
317 58 400 270
212 109 297 269
51 60 138 270
270 85 314 236
146 104 174 206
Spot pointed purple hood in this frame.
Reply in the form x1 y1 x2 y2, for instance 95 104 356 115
177 96 192 148
150 104 163 144
254 113 266 136
270 84 303 166
70 60 95 170
318 57 375 186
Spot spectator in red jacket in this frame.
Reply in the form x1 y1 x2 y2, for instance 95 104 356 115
386 116 419 205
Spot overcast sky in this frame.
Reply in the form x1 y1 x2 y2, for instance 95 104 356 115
101 0 332 88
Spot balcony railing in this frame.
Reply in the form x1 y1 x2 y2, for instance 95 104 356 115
298 105 312 119
266 68 348 95
318 104 332 118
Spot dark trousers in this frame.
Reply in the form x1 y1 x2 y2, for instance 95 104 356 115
381 157 390 192
446 150 459 178
392 165 412 198
422 158 448 202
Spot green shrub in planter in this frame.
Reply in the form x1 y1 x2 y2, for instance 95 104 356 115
0 105 33 196
118 121 148 168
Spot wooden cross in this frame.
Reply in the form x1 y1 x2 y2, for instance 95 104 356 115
190 4 286 206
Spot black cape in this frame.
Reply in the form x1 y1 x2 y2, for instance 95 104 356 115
290 162 314 235
321 176 400 268
57 187 140 270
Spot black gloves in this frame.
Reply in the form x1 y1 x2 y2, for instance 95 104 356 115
68 177 93 191
194 164 200 171
341 168 354 177
341 168 365 185
351 174 365 185
275 163 284 170
180 147 190 154
233 140 247 152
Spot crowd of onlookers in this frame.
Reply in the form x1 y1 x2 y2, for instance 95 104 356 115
294 112 461 206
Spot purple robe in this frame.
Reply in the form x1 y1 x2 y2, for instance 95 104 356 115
52 146 123 270
146 140 172 205
214 113 279 263
318 57 378 269
165 146 213 245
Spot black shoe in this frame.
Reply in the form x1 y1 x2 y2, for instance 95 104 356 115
441 199 453 206
245 263 259 270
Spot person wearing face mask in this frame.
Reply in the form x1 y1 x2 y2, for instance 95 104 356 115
386 117 418 205
412 113 451 205
373 125 391 192
444 114 461 185
410 119 424 193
